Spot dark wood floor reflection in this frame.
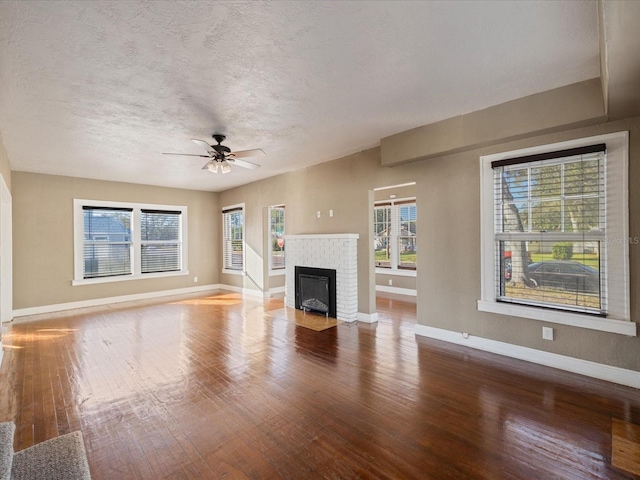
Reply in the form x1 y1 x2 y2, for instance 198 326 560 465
1 292 639 479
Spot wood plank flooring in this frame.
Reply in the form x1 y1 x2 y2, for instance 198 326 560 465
1 291 639 479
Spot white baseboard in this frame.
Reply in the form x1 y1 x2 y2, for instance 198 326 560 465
375 285 417 296
0 345 3 369
415 324 640 389
358 312 379 324
13 284 225 318
268 286 286 297
215 284 267 299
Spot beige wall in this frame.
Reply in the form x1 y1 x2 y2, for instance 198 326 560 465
381 79 607 166
12 172 219 310
375 273 416 291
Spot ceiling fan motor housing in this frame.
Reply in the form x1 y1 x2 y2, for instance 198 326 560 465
211 134 231 157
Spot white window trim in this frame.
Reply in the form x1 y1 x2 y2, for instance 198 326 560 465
268 205 286 276
478 131 634 336
374 198 417 274
222 202 246 276
73 199 188 286
375 268 417 277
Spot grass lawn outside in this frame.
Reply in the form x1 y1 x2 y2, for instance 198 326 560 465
375 251 417 267
505 284 600 310
529 252 600 269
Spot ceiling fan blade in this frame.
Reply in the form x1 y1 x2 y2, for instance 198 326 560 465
163 152 211 157
229 148 265 158
230 158 260 170
191 139 215 155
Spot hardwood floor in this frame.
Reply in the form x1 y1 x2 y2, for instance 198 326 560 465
0 291 639 479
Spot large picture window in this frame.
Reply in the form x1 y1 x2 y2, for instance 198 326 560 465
494 145 606 314
479 132 633 335
374 200 417 271
269 205 285 273
74 200 187 284
222 204 245 273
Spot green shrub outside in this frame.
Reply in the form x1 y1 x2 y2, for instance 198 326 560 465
552 242 573 260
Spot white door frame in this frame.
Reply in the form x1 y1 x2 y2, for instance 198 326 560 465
1 174 12 323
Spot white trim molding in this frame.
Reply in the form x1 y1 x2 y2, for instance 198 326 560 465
268 286 286 297
0 174 12 323
477 300 636 336
13 284 223 318
415 325 640 389
222 269 246 276
215 284 266 299
358 312 379 324
376 285 417 296
375 268 416 277
285 233 359 240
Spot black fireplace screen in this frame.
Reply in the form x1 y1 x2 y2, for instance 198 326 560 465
295 266 337 318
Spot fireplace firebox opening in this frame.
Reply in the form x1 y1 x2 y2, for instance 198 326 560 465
295 266 337 318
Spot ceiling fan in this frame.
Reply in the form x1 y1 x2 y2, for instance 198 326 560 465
163 134 264 173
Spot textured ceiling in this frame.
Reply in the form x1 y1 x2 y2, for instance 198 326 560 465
0 1 600 192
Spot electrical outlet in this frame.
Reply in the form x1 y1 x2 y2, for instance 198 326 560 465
388 279 393 286
542 326 554 341
462 332 469 339
193 276 198 283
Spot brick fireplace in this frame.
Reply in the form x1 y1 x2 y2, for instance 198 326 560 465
284 234 358 323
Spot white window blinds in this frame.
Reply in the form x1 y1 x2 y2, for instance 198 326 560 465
83 207 132 278
223 207 244 271
492 144 607 315
141 209 182 274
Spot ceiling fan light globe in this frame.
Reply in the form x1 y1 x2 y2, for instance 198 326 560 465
208 162 219 173
221 160 231 174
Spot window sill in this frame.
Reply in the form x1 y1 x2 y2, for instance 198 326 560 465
73 270 189 286
477 300 636 336
375 268 417 277
222 269 245 276
269 269 286 277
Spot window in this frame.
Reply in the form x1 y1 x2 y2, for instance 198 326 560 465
495 145 606 314
83 207 132 278
141 210 182 274
374 205 391 268
374 200 417 272
269 205 285 273
74 200 187 285
398 203 417 269
479 132 634 336
222 204 245 274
